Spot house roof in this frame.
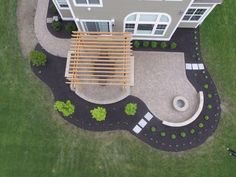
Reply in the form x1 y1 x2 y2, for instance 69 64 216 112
194 0 223 3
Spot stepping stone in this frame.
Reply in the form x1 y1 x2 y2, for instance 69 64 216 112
198 63 205 70
186 63 192 70
46 17 53 23
132 125 142 134
192 64 199 70
144 112 153 121
138 119 147 128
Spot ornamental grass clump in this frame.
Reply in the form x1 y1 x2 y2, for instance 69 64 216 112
124 103 137 116
54 100 75 117
170 42 177 49
160 42 168 49
29 50 47 67
90 107 107 122
151 41 158 48
143 41 150 48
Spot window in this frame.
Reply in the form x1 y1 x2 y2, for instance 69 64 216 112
81 21 111 32
182 7 208 22
74 0 102 6
124 13 171 36
55 0 69 8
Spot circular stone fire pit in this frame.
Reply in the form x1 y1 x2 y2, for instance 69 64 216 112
173 96 189 112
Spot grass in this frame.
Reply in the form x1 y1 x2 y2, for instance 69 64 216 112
0 0 236 177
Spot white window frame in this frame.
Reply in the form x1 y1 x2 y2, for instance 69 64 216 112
73 0 103 7
123 12 171 37
53 0 69 10
80 19 112 32
181 6 211 23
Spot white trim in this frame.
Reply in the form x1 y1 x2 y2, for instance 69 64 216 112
196 4 217 27
181 6 211 23
80 19 112 32
72 0 103 7
54 0 70 9
123 12 171 38
52 0 74 21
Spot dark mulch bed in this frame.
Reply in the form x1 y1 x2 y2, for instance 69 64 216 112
32 28 221 152
46 0 74 39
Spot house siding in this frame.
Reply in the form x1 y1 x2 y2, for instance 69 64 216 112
67 0 193 40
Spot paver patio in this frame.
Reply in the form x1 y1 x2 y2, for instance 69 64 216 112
132 51 199 123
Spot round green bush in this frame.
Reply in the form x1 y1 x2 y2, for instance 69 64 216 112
52 20 62 32
203 84 209 89
124 103 137 116
180 131 187 138
150 126 157 133
90 107 107 122
198 123 204 128
54 100 75 117
208 93 213 98
65 22 77 34
151 41 158 48
207 104 213 109
190 128 195 134
160 42 168 49
204 115 210 120
160 131 166 137
133 40 140 48
143 41 150 48
170 42 177 49
171 134 176 140
29 50 47 67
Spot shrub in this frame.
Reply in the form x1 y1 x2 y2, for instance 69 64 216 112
54 100 75 117
49 3 58 15
143 41 150 48
51 20 62 32
204 115 210 120
29 50 47 67
65 22 77 34
180 131 186 138
190 128 195 134
124 103 137 116
208 93 213 98
171 134 176 140
133 40 141 48
198 123 204 128
160 131 166 137
160 42 168 49
203 84 209 89
90 107 107 121
207 104 213 109
151 41 158 48
150 126 157 133
170 42 177 49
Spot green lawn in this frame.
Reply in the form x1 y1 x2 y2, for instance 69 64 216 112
0 0 236 176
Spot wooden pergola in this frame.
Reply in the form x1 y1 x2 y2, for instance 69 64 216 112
65 32 134 87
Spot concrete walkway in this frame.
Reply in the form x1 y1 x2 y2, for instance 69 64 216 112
34 0 70 57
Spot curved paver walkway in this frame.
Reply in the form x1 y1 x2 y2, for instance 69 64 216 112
34 0 70 57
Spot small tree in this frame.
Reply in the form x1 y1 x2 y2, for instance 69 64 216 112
54 100 75 117
124 103 137 116
90 107 107 121
29 50 47 67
